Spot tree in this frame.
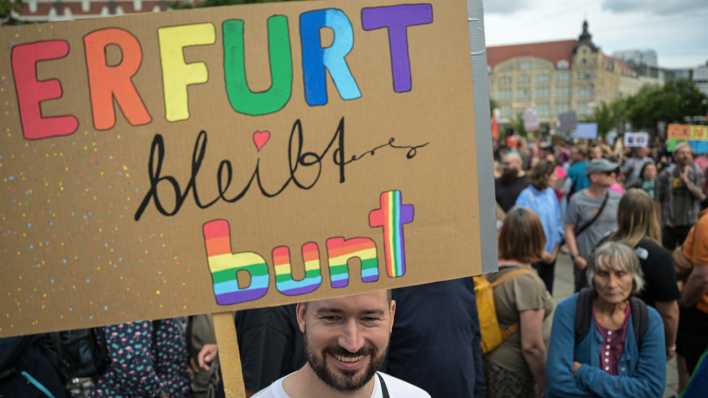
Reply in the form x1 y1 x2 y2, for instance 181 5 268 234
0 0 21 25
625 79 708 133
591 101 614 138
511 112 528 138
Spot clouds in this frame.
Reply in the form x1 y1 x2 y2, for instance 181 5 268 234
484 0 707 68
602 0 708 15
485 0 529 14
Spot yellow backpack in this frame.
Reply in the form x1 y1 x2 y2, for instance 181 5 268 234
473 268 532 354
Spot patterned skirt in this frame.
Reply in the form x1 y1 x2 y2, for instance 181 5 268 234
485 360 535 398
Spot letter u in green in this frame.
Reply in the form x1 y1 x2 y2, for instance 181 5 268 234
223 16 293 116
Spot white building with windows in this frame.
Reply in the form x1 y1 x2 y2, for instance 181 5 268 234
488 21 647 124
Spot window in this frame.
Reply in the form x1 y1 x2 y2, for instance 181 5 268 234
501 107 513 119
577 86 594 98
495 90 512 100
534 88 549 98
555 87 570 97
537 105 549 117
556 72 570 82
535 73 550 86
517 74 530 84
497 75 512 89
515 88 530 100
576 71 593 80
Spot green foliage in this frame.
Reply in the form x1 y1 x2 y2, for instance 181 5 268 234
0 0 21 24
590 79 708 135
625 80 707 132
489 98 497 117
511 112 528 138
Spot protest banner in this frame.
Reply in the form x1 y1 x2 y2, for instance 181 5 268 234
0 0 490 388
558 111 577 136
667 123 708 154
572 123 598 140
624 132 649 148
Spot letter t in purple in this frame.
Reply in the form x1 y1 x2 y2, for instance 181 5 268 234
361 4 433 93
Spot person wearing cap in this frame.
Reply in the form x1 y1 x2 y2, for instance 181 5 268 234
564 158 622 292
656 142 706 251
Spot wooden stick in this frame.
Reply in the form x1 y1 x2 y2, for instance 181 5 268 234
213 311 246 398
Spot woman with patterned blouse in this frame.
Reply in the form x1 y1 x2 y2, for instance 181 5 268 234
546 242 666 398
90 319 191 398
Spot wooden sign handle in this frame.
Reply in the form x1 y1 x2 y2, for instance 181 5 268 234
213 311 246 398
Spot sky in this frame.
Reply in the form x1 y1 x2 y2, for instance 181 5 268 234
484 0 708 69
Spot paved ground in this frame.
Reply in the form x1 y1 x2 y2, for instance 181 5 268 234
552 253 679 397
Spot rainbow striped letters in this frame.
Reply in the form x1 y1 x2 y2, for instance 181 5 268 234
326 237 380 288
369 190 415 278
273 243 323 296
203 220 270 305
202 190 414 305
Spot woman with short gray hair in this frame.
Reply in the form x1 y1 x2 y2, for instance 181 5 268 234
586 241 645 295
545 241 666 397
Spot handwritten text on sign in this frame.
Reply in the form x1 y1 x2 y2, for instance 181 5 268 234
0 0 482 337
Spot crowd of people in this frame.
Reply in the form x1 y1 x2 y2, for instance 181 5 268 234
2 134 708 398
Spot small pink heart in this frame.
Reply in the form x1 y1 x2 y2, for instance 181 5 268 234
252 130 271 152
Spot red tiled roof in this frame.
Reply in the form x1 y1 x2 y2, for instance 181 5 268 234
487 39 577 69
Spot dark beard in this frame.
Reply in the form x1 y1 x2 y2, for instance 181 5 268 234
305 335 385 392
498 168 520 184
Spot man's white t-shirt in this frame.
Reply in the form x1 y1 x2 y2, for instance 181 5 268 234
252 371 430 398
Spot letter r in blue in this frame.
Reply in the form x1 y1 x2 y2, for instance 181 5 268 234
300 9 361 106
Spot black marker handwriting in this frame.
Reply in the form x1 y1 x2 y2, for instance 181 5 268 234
134 117 429 221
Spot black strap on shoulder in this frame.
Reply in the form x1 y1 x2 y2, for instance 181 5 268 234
378 373 390 398
575 289 649 347
575 192 610 239
574 288 594 345
629 297 649 349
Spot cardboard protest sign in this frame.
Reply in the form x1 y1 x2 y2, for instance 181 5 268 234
667 124 708 154
572 123 598 140
0 0 484 338
624 132 649 148
558 111 577 136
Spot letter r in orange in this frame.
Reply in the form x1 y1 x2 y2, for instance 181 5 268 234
84 28 151 130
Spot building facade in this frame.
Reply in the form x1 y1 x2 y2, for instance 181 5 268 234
612 49 658 68
488 21 656 124
10 0 191 22
694 62 708 98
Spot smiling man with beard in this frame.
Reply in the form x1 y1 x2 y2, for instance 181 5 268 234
252 291 430 398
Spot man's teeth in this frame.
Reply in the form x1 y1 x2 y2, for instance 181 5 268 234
335 355 362 363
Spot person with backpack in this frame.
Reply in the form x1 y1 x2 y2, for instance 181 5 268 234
1 334 67 398
605 189 680 361
89 319 191 398
546 241 666 398
481 208 553 398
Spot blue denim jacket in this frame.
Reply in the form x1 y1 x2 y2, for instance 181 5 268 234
546 293 666 398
